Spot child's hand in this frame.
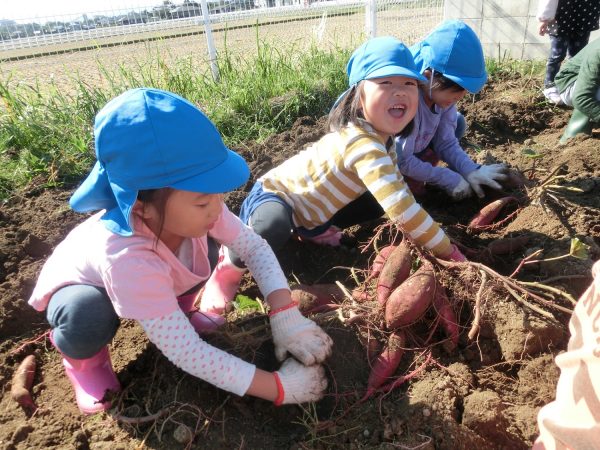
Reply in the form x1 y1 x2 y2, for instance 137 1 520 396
538 20 552 36
274 358 327 405
448 176 473 201
443 244 468 262
465 164 508 198
270 305 333 365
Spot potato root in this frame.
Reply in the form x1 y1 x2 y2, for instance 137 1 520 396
366 330 406 395
11 354 37 412
291 283 345 315
385 263 436 330
376 240 412 306
468 196 518 231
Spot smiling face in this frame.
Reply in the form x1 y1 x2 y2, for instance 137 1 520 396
359 75 419 137
137 189 223 252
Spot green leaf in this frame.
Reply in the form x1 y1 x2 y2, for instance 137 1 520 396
521 148 543 159
234 294 261 311
569 237 590 260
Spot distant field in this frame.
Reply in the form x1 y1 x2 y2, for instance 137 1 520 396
0 7 441 92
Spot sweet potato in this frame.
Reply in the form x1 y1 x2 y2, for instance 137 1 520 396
486 235 530 255
291 283 345 315
369 244 397 280
11 354 37 412
468 196 517 231
376 240 412 306
385 263 435 330
432 285 459 352
366 330 406 395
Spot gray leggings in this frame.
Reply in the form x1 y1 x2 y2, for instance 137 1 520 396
229 191 384 267
47 238 220 359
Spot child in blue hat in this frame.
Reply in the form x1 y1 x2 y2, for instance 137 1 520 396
28 88 331 414
200 37 467 313
395 20 509 201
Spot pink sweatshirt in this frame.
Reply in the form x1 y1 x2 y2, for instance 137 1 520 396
29 205 288 396
535 260 600 449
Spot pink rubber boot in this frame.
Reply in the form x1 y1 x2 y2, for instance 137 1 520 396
199 247 246 315
50 331 120 414
178 293 226 334
61 347 121 414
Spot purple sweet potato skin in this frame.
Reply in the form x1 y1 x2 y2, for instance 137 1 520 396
486 235 530 255
376 241 412 306
385 264 435 330
433 285 459 351
468 196 517 230
366 330 406 392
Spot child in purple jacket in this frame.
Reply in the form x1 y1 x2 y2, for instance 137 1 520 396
395 20 508 201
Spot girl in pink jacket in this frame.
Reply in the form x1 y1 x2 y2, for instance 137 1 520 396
29 88 332 414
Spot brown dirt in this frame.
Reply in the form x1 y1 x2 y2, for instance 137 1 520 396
1 72 599 450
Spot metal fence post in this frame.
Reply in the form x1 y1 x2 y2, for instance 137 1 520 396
365 0 377 38
199 0 219 81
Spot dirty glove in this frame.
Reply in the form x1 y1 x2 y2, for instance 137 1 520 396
465 164 508 198
273 358 328 405
447 176 473 201
270 304 333 365
442 244 467 262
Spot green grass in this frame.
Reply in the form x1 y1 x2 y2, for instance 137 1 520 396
0 34 545 200
0 34 350 199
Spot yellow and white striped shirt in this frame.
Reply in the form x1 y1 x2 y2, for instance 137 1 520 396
259 122 452 257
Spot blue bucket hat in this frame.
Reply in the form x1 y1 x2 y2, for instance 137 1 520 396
411 20 487 94
70 88 250 236
335 36 427 106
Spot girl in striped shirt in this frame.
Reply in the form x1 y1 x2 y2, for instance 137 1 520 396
200 37 467 315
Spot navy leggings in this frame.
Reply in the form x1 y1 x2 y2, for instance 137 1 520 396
545 33 591 87
47 238 219 359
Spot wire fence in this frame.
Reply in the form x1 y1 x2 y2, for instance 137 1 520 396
0 0 444 89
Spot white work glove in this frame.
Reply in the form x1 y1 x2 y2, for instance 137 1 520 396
465 164 508 198
274 358 328 405
447 176 474 201
270 305 333 365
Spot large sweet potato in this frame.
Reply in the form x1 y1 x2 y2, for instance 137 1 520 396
291 283 345 315
366 330 406 396
376 240 412 306
11 354 37 412
468 196 517 231
369 244 397 280
385 263 435 330
486 235 530 255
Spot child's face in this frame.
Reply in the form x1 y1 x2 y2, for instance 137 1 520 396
359 76 418 137
425 86 467 109
142 190 223 251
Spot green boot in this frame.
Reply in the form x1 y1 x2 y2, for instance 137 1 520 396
560 108 593 143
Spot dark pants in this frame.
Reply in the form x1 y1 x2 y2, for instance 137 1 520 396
545 33 591 87
229 191 384 268
47 238 219 359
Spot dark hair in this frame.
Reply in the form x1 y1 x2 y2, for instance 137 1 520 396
137 187 173 245
327 82 414 138
424 69 466 92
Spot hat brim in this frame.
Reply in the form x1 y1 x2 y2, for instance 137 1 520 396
367 66 427 83
444 72 487 94
70 147 250 236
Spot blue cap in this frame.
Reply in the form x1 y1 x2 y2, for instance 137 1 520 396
411 20 487 93
335 36 427 106
69 88 250 236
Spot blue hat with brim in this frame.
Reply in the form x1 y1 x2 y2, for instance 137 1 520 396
411 20 487 94
334 36 427 107
70 88 250 236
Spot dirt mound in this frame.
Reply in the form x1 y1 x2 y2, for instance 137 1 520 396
1 75 599 449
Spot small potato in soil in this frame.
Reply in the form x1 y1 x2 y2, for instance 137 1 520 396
291 283 345 314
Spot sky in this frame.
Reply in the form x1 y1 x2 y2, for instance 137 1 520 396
1 0 161 23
